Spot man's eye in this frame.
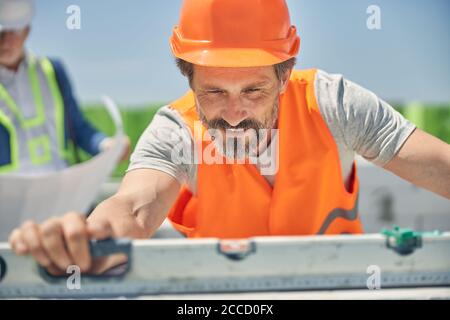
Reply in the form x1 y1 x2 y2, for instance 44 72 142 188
244 88 261 94
207 90 224 94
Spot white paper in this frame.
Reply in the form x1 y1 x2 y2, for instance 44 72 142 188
0 96 126 240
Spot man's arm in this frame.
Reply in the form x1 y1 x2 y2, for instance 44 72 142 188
383 128 450 199
315 70 450 199
9 168 180 274
9 105 192 273
89 168 181 239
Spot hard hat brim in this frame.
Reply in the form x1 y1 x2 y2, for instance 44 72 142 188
0 21 29 32
172 47 296 68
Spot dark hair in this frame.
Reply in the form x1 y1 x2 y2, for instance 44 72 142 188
176 57 297 84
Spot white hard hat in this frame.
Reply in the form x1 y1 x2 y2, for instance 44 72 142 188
0 0 34 32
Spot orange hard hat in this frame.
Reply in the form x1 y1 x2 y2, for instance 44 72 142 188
170 0 300 67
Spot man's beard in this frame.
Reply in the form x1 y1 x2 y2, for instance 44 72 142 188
196 100 279 161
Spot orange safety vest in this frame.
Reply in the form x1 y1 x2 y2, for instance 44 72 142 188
167 69 363 238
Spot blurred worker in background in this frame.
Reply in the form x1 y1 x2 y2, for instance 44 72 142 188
9 0 450 275
0 0 130 175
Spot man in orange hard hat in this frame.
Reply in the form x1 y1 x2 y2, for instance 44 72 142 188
9 0 450 274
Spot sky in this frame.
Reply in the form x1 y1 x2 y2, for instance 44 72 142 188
27 0 450 106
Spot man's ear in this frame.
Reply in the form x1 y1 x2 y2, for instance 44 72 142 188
279 68 293 94
18 26 31 48
23 26 31 39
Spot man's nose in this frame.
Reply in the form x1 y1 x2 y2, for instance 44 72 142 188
221 98 248 127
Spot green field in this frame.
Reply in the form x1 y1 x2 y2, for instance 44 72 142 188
78 103 450 178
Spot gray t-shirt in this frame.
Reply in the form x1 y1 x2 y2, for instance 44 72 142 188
127 69 416 194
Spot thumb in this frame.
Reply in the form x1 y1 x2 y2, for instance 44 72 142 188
87 219 114 240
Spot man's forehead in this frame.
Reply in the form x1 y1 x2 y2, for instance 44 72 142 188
193 64 276 88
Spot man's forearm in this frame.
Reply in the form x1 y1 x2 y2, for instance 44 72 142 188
418 152 450 199
384 129 450 200
88 171 180 239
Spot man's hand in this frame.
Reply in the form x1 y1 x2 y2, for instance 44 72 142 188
100 136 132 162
8 169 181 275
8 212 126 275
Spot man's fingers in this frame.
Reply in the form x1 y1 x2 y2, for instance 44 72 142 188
9 228 29 255
61 212 91 272
90 255 128 275
45 264 66 277
86 219 128 274
40 218 73 270
19 221 52 267
9 213 119 275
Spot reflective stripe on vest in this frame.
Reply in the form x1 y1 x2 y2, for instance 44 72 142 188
166 69 363 238
0 55 67 174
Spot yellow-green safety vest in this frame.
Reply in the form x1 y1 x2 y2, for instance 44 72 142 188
0 55 69 174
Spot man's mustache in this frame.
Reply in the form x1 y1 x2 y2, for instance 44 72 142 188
206 118 264 131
